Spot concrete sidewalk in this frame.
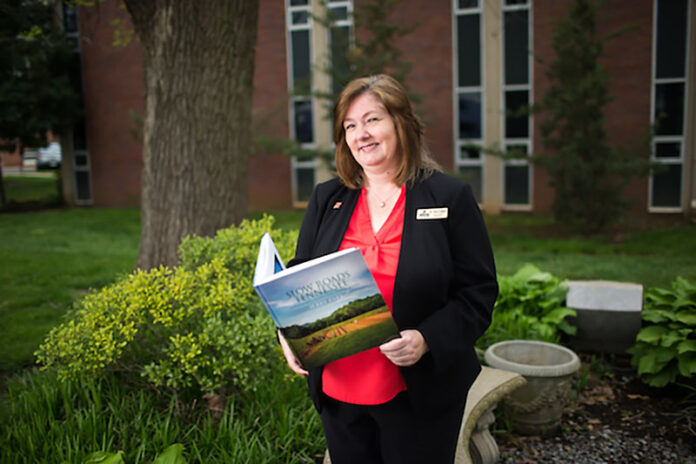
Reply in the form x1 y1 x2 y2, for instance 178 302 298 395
2 166 57 178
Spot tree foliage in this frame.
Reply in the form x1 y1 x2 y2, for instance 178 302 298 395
318 0 415 102
536 0 650 234
0 0 79 152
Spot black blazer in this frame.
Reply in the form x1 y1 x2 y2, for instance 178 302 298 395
289 171 498 415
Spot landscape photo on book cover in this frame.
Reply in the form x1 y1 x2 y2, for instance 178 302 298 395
262 251 399 368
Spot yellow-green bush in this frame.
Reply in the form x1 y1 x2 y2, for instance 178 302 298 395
36 215 298 398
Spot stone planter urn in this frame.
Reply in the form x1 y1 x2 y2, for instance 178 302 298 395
484 340 580 435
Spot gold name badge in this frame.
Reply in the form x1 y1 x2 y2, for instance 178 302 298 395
416 207 448 220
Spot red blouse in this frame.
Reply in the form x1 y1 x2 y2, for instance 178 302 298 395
321 186 407 405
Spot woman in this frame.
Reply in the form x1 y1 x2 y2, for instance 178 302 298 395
278 74 497 464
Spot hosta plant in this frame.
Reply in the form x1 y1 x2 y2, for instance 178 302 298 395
36 215 298 401
628 277 696 387
477 263 575 350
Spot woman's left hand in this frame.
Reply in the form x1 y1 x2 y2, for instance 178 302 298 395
379 330 429 367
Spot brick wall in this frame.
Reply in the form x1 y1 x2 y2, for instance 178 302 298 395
75 0 666 221
391 0 454 170
79 2 144 207
249 0 293 211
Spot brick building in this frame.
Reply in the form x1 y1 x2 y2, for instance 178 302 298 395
65 0 695 221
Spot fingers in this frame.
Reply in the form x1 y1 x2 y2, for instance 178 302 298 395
278 330 309 376
379 330 429 367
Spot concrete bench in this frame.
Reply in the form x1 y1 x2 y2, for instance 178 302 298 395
323 366 526 464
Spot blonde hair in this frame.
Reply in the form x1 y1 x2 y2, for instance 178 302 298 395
333 74 439 188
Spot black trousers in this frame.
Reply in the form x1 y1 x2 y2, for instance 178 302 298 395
319 392 466 464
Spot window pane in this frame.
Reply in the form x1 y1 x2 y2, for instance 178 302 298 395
459 146 480 160
656 0 688 78
62 4 79 33
459 0 479 8
504 10 529 85
290 0 308 6
654 83 685 136
654 141 681 159
505 0 528 5
505 165 529 205
459 92 482 139
74 152 89 167
294 100 314 143
457 14 481 87
296 167 315 202
330 6 348 21
292 10 309 25
651 164 682 207
73 121 87 150
75 171 91 201
331 26 351 95
505 90 529 138
291 30 311 90
458 166 482 202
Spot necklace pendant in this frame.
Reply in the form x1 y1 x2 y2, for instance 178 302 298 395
379 201 386 208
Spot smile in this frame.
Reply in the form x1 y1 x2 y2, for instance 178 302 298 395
360 143 379 151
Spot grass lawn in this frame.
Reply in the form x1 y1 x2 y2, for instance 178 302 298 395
0 208 140 372
485 215 696 289
3 174 61 205
1 178 695 378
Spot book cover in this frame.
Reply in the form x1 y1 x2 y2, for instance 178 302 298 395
253 233 400 369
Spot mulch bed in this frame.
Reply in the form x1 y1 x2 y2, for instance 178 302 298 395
496 354 696 463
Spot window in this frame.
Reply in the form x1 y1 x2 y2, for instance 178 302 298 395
453 0 484 202
502 0 532 208
328 1 353 96
650 0 690 210
286 0 315 202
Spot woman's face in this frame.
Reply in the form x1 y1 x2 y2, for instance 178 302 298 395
343 92 400 177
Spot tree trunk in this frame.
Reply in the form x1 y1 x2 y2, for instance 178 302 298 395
123 0 259 269
60 132 75 206
0 164 6 208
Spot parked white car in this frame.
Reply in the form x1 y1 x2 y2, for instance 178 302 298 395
36 142 62 169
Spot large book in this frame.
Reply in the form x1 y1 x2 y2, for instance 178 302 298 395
253 233 400 369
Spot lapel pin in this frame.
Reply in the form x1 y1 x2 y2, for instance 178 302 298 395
333 202 342 209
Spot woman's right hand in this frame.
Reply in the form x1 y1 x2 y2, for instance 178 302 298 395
278 330 309 376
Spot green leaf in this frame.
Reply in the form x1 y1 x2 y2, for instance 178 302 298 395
154 444 186 464
83 452 125 464
635 325 670 344
644 364 678 387
677 352 696 377
637 348 675 375
676 313 696 326
660 331 686 348
677 339 696 354
541 307 576 325
556 319 577 336
641 309 677 323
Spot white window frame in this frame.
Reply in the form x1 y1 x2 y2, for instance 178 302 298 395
452 0 486 203
648 0 691 212
501 0 533 211
286 0 317 203
326 0 354 99
73 149 93 205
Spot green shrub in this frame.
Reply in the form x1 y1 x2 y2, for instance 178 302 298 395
477 264 575 349
35 215 298 400
628 277 696 387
